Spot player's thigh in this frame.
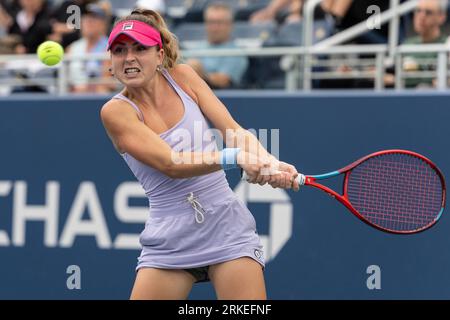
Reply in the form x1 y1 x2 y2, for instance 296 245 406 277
130 267 196 300
209 257 266 300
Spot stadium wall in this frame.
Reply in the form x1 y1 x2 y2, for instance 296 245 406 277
0 91 449 299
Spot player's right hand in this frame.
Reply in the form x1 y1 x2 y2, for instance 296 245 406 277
237 151 273 185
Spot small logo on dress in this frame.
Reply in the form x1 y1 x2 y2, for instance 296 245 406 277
254 249 263 260
122 22 134 30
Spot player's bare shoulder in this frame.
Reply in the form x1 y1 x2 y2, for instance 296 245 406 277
100 97 138 128
100 98 123 123
168 64 200 103
170 63 198 80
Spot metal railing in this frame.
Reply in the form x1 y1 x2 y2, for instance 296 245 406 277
301 0 419 90
395 44 450 90
1 43 449 94
2 0 445 95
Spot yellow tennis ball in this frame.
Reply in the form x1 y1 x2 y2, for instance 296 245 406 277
37 41 64 66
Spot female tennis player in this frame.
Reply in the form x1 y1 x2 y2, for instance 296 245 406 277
100 9 300 300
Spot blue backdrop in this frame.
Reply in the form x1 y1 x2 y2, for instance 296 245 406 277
0 91 449 299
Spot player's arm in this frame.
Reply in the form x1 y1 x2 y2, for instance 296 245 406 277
250 0 294 22
171 64 299 190
100 99 268 179
170 65 271 158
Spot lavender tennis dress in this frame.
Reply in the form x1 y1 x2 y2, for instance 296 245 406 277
113 69 264 276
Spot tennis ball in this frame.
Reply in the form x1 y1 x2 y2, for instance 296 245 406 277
37 41 64 66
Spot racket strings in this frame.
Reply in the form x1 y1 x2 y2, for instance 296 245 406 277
346 153 443 232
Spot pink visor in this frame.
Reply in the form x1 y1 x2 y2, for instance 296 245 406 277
108 20 162 50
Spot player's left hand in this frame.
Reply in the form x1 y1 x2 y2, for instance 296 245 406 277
246 155 276 186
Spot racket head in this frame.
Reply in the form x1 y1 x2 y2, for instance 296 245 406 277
342 150 446 234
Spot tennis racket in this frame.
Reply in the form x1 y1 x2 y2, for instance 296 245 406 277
242 150 446 234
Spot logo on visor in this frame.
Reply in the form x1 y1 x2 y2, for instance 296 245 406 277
122 22 133 30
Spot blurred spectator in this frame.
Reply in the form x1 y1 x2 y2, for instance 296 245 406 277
0 0 19 35
66 2 112 93
321 0 351 17
0 35 21 95
186 2 248 89
6 0 52 53
0 0 20 21
0 0 20 14
48 0 99 48
134 0 165 16
251 0 391 44
0 33 21 53
0 6 12 35
285 0 303 23
0 33 52 94
332 0 391 44
250 0 303 24
402 0 447 88
94 0 114 33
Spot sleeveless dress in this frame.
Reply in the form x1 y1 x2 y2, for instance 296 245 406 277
112 68 264 272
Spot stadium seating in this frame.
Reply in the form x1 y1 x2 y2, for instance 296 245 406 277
233 21 276 47
223 0 272 21
243 19 333 89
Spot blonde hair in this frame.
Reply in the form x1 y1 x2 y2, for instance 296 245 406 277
114 9 179 69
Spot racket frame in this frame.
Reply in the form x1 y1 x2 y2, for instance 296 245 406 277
303 149 446 234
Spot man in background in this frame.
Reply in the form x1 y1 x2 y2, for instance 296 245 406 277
66 3 112 93
402 0 447 88
187 2 248 89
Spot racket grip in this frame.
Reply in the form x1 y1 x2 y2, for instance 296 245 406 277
241 170 306 185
